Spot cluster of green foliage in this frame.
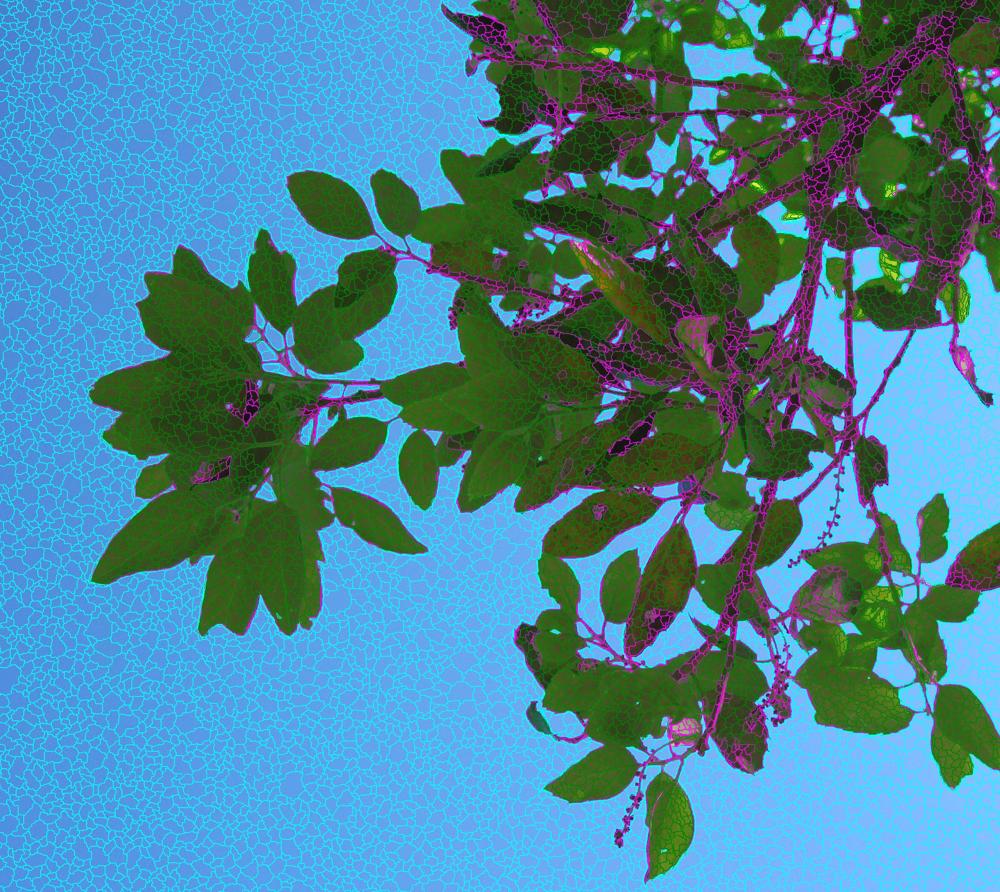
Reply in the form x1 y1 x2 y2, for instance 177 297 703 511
89 0 1000 880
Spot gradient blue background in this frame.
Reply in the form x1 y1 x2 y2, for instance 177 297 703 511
1 1 997 889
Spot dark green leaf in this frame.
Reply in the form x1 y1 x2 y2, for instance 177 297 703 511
607 431 719 487
600 549 640 624
243 500 308 635
381 363 469 405
370 168 421 237
198 536 260 636
920 584 980 623
287 171 375 239
544 745 638 804
400 396 477 434
447 371 544 431
542 491 665 559
549 121 622 175
476 135 543 177
526 701 553 736
726 499 803 569
934 684 1000 769
901 601 948 682
311 416 388 471
398 429 439 510
247 229 296 334
538 553 581 612
502 332 599 403
625 524 697 658
930 723 974 789
792 565 862 625
643 771 695 879
708 693 769 774
854 435 889 506
916 493 950 564
805 668 914 734
744 417 822 481
292 286 365 374
866 511 912 575
330 486 428 554
271 444 335 530
135 460 172 499
856 282 940 331
805 541 883 588
92 488 219 584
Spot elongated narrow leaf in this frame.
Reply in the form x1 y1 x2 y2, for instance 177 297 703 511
398 429 439 510
644 773 695 882
287 171 375 239
600 549 641 624
542 491 664 559
311 416 388 471
330 487 428 554
247 229 296 333
570 240 673 344
92 488 217 584
625 524 697 658
916 493 949 564
526 701 552 736
544 745 638 803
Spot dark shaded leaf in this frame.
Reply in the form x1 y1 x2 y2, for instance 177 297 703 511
476 135 543 177
854 435 889 506
287 171 375 239
856 282 939 331
708 693 769 774
381 362 469 405
526 701 553 736
625 524 696 658
542 491 664 559
550 121 623 175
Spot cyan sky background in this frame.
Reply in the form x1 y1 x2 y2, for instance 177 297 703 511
1 1 996 889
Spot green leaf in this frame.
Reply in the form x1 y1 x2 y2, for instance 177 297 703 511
804 668 914 734
287 171 375 239
135 460 172 499
247 229 296 334
542 491 665 559
856 134 911 206
538 553 581 612
951 21 999 67
805 541 883 588
606 431 719 488
744 417 822 481
400 396 477 434
447 371 544 431
792 565 863 625
945 523 1000 592
856 282 939 331
917 493 950 564
600 549 640 624
526 701 553 736
311 416 388 471
398 429 439 510
825 256 846 297
930 723 974 789
851 584 903 641
544 745 638 804
198 535 261 635
536 0 633 41
369 168 421 237
732 214 780 296
243 500 308 636
330 487 428 554
708 693 769 774
92 488 219 584
920 584 980 623
901 601 947 682
934 684 1000 769
381 362 469 405
758 0 798 35
475 135 543 177
644 773 695 881
570 240 673 344
625 524 697 658
549 120 623 175
854 435 889 506
866 511 912 575
501 332 599 403
271 443 335 530
726 499 803 569
292 287 365 374
690 617 758 662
